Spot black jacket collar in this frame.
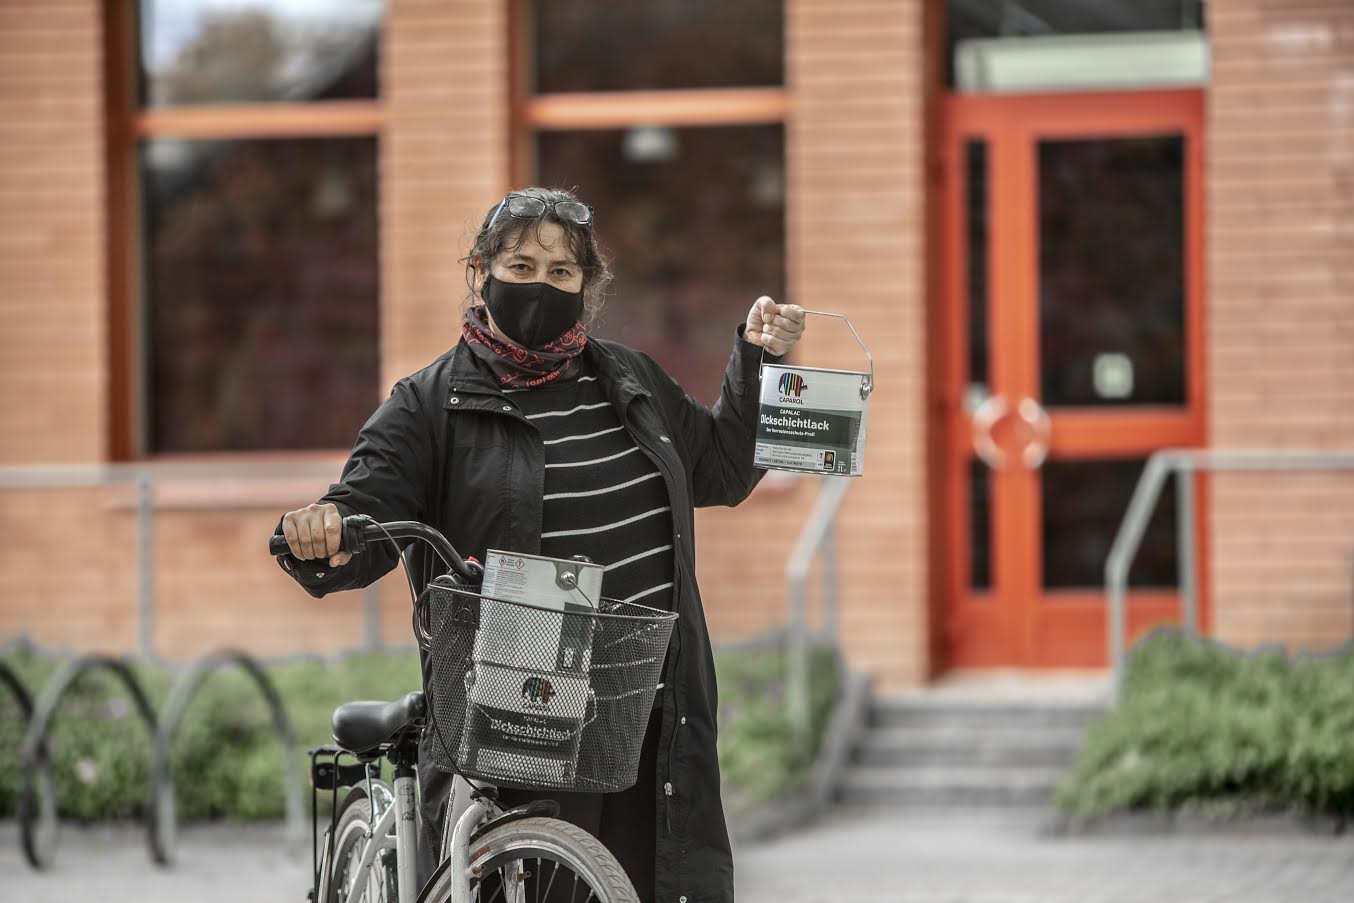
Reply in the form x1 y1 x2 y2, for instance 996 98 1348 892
441 335 650 410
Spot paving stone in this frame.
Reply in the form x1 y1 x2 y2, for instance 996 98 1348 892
5 809 1352 903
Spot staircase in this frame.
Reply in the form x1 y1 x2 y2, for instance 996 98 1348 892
840 683 1106 808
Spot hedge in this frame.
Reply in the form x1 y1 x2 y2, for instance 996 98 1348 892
0 640 839 823
1056 629 1354 822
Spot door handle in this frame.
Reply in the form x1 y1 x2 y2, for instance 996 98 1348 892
971 395 1010 470
1017 397 1052 469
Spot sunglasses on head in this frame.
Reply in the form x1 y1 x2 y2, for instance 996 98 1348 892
485 193 594 231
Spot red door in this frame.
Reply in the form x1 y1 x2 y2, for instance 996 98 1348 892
937 90 1207 668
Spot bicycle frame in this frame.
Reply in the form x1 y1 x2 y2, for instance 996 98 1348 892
326 770 500 903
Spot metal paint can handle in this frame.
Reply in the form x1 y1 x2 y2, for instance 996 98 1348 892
759 309 874 400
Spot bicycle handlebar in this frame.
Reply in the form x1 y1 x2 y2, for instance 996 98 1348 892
269 516 482 583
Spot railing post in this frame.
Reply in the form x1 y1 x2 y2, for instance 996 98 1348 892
1176 460 1198 634
1105 453 1174 696
364 584 382 650
821 519 839 646
785 476 852 746
136 471 155 660
786 574 810 746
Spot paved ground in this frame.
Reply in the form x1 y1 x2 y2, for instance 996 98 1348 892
735 809 1354 903
4 809 1352 902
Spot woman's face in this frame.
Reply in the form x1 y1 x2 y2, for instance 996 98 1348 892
483 221 584 294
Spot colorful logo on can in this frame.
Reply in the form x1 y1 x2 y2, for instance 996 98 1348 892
778 372 808 397
521 676 554 705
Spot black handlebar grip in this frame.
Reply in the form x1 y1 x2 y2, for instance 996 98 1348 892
269 514 370 558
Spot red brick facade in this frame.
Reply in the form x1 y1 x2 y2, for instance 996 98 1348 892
0 0 106 464
1206 0 1354 652
1 1 1350 687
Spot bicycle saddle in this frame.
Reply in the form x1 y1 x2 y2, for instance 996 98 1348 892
332 691 426 753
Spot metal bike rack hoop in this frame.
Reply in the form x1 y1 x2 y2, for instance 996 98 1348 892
18 654 159 870
150 648 305 867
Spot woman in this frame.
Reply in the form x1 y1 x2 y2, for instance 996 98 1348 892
277 187 805 903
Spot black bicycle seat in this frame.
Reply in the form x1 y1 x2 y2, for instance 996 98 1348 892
332 691 426 753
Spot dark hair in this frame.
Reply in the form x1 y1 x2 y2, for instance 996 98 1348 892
463 186 612 321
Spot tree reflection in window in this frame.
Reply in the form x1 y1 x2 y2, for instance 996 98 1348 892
138 0 381 105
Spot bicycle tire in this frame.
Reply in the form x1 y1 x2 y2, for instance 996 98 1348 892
328 792 395 903
418 816 638 903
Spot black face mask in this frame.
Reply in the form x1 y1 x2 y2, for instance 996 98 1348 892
481 275 584 349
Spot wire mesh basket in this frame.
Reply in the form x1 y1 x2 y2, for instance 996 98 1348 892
419 576 678 792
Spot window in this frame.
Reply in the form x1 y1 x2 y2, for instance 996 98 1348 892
948 0 1205 48
538 126 784 404
534 0 783 93
138 0 381 105
523 2 786 405
116 1 383 455
946 0 1207 91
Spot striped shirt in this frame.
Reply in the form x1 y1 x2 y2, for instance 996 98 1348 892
509 361 675 611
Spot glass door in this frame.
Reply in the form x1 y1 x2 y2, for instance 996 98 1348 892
938 90 1206 668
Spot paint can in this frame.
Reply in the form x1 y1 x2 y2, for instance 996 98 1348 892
754 310 874 477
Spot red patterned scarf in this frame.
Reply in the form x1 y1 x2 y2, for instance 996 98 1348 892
461 305 587 390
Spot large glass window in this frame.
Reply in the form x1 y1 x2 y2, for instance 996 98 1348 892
533 0 783 93
946 0 1207 90
138 0 381 105
123 1 384 455
538 126 785 405
525 5 787 408
142 138 379 452
948 0 1204 47
1038 135 1186 408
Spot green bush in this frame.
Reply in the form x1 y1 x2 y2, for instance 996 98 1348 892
1056 629 1354 821
715 642 840 819
0 639 839 822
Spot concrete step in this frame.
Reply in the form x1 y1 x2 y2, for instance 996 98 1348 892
840 765 1065 807
869 698 1103 730
854 726 1085 768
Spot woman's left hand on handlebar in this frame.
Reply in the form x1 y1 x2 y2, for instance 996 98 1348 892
743 296 806 356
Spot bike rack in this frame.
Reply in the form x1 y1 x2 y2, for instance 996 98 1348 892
0 659 46 851
0 658 33 718
8 646 316 872
18 654 159 870
149 648 305 866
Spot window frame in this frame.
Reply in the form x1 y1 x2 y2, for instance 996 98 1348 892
105 0 385 460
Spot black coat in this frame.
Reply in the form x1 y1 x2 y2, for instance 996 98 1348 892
280 326 778 903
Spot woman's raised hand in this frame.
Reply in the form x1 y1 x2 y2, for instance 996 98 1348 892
743 296 806 356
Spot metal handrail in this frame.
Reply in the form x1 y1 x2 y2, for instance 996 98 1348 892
786 476 852 744
0 463 379 658
1106 449 1354 694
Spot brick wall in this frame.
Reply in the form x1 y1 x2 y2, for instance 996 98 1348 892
0 0 106 464
381 0 508 385
0 1 931 684
779 0 929 687
1207 1 1354 651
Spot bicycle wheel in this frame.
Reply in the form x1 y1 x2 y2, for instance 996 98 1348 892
419 816 637 903
328 792 395 903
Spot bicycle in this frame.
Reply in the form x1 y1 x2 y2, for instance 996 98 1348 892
270 515 677 903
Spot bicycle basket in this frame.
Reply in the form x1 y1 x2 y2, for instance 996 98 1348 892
420 577 678 793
